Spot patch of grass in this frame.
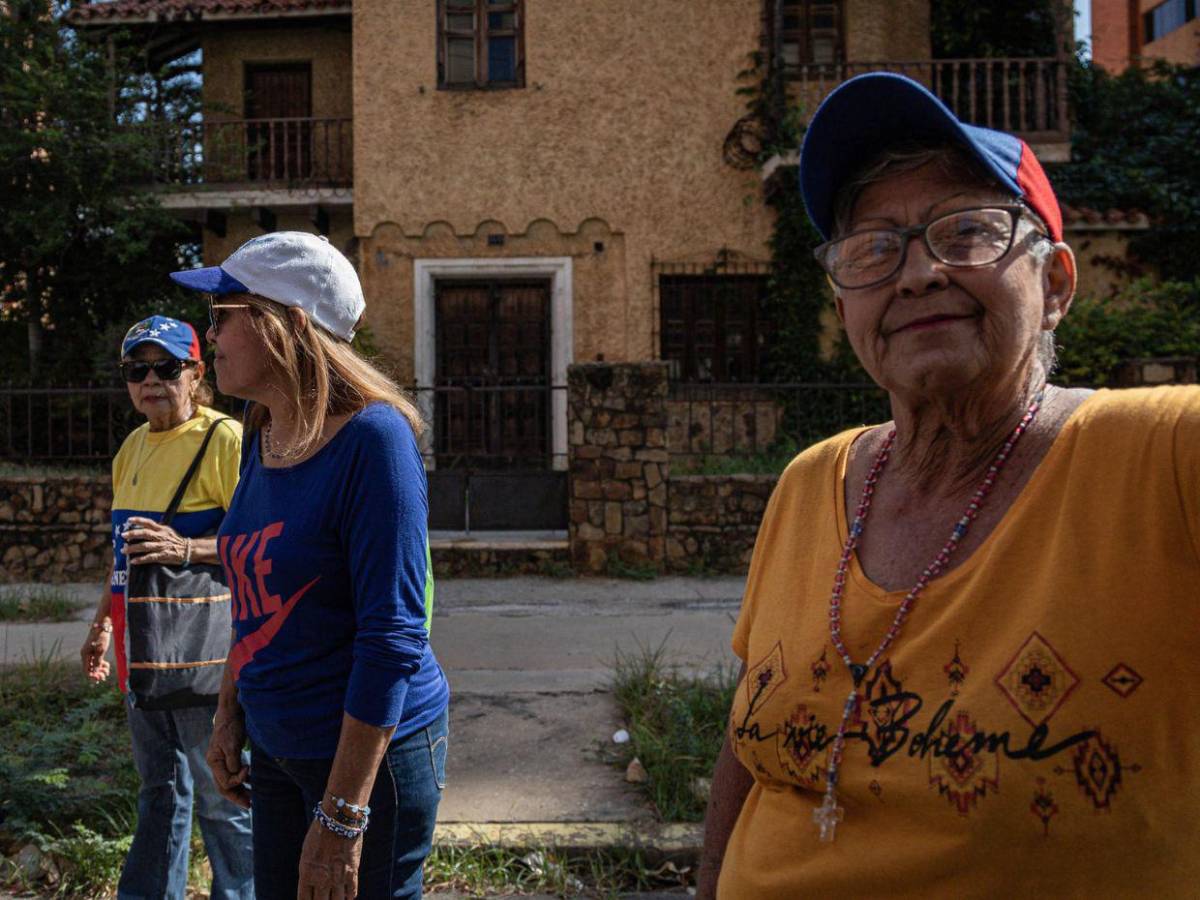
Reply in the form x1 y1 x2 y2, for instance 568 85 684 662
0 589 89 623
0 658 213 896
609 641 737 822
604 557 659 581
671 446 798 477
424 843 690 897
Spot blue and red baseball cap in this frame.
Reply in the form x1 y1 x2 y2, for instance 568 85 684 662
799 72 1063 243
121 315 202 361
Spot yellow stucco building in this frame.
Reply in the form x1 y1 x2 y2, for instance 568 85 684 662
70 0 1073 533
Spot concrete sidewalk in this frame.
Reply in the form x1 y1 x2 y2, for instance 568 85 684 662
0 576 744 845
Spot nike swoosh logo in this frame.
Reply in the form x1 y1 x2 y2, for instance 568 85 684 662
228 576 320 681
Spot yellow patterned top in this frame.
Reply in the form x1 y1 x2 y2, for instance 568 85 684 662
723 386 1200 898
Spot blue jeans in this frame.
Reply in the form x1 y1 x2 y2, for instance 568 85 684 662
119 698 254 900
247 707 448 900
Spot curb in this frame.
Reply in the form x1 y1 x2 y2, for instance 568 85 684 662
434 821 703 855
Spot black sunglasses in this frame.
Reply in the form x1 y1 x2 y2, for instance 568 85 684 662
120 358 191 383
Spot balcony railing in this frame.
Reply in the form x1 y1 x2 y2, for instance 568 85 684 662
150 117 354 189
787 58 1069 144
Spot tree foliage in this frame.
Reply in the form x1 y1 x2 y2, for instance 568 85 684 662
1048 61 1200 283
1055 279 1200 385
930 0 1060 59
0 1 201 381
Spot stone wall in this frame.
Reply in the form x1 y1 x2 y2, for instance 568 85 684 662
567 363 669 573
567 361 779 576
0 477 112 582
665 475 775 574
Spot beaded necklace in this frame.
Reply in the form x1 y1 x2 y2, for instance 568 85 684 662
813 391 1043 843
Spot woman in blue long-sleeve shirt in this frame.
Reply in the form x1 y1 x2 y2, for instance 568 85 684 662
172 231 449 900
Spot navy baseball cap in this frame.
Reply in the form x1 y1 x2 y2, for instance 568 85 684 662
121 315 202 361
799 73 1063 243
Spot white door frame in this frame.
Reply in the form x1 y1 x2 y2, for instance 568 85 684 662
413 257 573 469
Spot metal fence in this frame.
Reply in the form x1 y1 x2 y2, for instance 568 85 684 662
1 383 142 464
668 382 891 469
0 382 569 468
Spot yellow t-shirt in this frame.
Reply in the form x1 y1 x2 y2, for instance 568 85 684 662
110 406 242 687
723 386 1200 899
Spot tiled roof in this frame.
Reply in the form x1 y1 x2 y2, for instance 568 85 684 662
1060 206 1151 230
68 0 350 24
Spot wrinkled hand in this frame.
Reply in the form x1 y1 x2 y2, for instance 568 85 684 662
297 814 362 900
125 516 187 566
80 628 111 683
206 712 251 809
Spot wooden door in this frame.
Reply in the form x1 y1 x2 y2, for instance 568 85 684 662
434 280 551 468
244 63 312 181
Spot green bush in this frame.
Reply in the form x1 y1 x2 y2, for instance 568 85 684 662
1054 279 1200 386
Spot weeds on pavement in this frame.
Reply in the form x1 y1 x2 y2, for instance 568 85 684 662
0 589 89 623
0 657 218 897
610 640 737 822
425 842 690 897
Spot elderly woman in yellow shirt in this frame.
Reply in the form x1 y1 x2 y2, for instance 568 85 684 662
698 73 1200 899
81 315 252 899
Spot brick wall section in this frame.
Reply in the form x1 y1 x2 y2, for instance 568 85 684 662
666 475 775 574
0 477 112 582
567 362 669 573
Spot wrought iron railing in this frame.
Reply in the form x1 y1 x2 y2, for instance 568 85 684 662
668 381 892 470
0 384 142 464
0 383 568 468
148 117 354 188
787 58 1069 143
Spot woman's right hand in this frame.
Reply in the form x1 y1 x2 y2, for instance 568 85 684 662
206 710 251 810
80 627 111 683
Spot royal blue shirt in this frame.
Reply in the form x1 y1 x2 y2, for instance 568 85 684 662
218 402 448 758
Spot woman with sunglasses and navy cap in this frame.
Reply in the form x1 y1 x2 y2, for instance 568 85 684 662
81 315 254 898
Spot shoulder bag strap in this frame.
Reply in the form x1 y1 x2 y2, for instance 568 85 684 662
161 418 233 526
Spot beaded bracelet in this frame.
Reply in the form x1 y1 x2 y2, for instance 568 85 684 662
327 793 371 823
313 802 368 838
89 621 113 634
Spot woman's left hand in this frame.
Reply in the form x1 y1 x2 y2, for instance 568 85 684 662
297 815 362 899
124 516 188 566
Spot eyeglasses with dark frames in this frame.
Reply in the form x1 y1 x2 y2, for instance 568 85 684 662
814 206 1049 291
207 297 252 335
119 358 194 383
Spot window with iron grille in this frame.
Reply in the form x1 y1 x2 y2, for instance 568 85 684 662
776 0 844 68
659 275 769 383
438 0 525 89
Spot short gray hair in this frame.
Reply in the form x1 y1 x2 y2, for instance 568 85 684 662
831 142 1060 374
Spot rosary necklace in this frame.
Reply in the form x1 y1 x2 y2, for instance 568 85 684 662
813 391 1043 843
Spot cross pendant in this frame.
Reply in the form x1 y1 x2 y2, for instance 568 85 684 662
813 790 845 843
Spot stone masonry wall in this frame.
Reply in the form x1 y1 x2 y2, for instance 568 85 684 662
567 363 669 573
0 477 112 582
567 361 780 576
665 475 776 574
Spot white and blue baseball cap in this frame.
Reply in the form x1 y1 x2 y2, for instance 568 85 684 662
170 231 365 341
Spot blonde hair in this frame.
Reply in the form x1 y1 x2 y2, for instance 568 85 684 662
239 295 423 455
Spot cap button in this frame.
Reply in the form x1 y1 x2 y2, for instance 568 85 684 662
318 235 330 243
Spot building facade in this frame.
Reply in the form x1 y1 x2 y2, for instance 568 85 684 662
70 0 1070 534
1091 0 1199 71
